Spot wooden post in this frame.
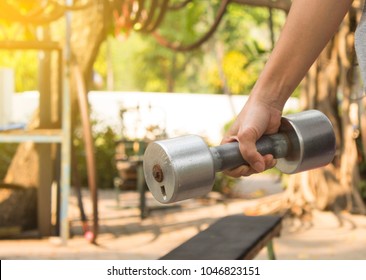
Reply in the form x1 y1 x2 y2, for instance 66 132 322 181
36 26 59 236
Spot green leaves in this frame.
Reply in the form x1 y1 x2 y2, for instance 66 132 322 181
101 2 286 94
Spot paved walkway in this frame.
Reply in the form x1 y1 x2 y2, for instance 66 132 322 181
1 175 366 260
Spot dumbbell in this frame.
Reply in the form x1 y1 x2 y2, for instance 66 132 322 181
143 110 336 204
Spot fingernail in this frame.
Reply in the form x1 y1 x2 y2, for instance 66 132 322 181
253 161 264 172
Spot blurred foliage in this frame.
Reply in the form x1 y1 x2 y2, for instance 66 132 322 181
0 51 38 92
73 120 119 189
213 172 236 196
0 143 18 180
0 7 39 92
93 3 286 94
208 50 258 94
4 0 40 12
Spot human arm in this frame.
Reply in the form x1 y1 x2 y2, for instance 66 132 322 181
222 0 354 177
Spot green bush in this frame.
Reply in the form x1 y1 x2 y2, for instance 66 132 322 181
74 124 119 189
0 143 18 180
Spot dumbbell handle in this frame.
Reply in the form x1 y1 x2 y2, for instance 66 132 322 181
210 133 290 172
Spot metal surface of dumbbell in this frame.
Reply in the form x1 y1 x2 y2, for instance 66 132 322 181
143 110 336 204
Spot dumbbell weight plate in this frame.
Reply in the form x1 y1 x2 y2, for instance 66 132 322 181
276 110 335 174
143 135 215 204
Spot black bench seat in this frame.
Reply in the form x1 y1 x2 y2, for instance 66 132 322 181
160 214 282 260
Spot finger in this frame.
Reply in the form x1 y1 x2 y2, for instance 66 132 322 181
239 167 257 177
223 153 276 178
263 154 277 170
223 165 251 178
237 127 265 172
238 155 276 176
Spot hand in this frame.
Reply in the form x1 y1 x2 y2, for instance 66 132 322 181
221 96 282 177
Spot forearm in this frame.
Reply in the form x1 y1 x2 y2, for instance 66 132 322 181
251 0 353 110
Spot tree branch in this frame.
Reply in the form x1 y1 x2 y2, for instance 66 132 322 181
153 0 230 52
230 0 292 12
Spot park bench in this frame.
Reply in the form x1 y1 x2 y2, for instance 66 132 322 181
160 214 282 260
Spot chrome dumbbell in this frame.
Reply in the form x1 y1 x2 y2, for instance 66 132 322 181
143 110 336 204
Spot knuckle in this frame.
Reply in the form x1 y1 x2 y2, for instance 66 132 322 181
237 126 259 143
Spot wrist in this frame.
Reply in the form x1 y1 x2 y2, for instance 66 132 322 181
249 80 291 112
